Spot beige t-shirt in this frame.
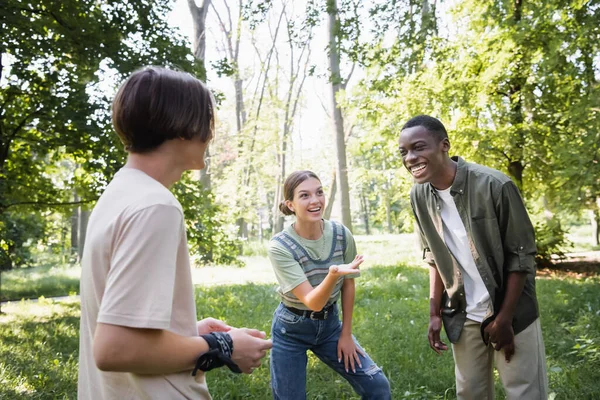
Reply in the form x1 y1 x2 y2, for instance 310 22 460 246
78 168 210 400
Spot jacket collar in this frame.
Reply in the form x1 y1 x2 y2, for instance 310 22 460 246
428 156 467 196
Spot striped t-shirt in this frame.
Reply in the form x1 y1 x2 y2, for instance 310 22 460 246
267 220 359 310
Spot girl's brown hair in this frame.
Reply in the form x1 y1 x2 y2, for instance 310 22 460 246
279 170 321 216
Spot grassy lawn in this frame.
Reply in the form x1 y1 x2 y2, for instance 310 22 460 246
1 264 80 302
2 264 599 399
0 234 420 302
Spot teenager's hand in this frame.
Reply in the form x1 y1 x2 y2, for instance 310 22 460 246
428 315 448 355
329 255 364 276
228 328 273 374
483 315 515 362
196 318 231 335
337 332 365 373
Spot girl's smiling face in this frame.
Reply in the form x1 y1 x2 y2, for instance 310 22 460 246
286 177 325 223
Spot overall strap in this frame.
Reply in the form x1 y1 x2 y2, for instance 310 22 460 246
272 221 347 266
329 220 347 260
272 231 308 264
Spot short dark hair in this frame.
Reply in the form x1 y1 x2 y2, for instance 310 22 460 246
401 115 448 142
112 67 215 153
279 170 321 216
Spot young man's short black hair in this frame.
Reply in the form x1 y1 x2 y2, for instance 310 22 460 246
401 115 448 142
112 66 215 153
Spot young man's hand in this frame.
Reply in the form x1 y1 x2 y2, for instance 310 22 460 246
228 328 273 374
196 318 231 335
483 316 515 362
428 315 448 355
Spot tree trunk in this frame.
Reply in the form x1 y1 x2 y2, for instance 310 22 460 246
327 0 352 232
592 204 600 246
0 271 4 313
272 4 312 234
324 168 336 220
360 193 370 235
188 0 211 63
506 0 526 190
236 217 248 239
187 0 212 190
78 208 90 260
273 142 286 235
71 193 79 257
385 197 393 233
200 147 211 190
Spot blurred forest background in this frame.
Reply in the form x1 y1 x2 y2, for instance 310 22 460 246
2 0 599 274
2 1 600 398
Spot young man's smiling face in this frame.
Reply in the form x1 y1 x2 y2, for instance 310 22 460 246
398 125 450 186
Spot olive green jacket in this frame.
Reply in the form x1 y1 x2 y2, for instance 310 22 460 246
410 157 539 343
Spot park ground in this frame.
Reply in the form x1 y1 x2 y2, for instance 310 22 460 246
1 233 600 399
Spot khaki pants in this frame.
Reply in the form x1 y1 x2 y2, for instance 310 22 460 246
451 318 548 400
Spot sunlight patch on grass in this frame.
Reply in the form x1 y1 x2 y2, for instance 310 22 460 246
355 233 422 268
0 298 80 399
0 296 79 322
2 265 80 302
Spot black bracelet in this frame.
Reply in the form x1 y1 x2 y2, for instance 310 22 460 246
192 332 242 375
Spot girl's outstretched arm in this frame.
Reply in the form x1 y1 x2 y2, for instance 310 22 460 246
291 255 363 311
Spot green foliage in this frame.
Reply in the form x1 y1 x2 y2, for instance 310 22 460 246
0 211 47 270
348 0 600 247
241 239 269 257
534 219 572 268
173 174 243 266
1 0 240 268
1 0 199 211
347 124 415 234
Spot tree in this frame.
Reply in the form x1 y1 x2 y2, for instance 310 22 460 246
1 0 203 268
349 0 600 258
272 1 316 234
326 0 354 232
188 0 212 189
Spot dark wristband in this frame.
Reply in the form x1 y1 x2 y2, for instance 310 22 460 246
192 332 242 375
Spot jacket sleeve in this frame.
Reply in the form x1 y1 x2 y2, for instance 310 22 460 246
496 181 536 274
410 192 436 266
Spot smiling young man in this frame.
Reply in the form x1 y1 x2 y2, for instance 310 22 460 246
78 67 272 399
398 115 548 399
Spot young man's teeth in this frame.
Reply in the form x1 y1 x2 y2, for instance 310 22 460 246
411 164 426 173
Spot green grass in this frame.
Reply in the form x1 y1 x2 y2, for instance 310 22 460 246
2 266 599 399
0 297 80 399
1 264 81 302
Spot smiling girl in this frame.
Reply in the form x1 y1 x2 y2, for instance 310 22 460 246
267 170 391 400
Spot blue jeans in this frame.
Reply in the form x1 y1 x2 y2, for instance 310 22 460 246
270 303 391 400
